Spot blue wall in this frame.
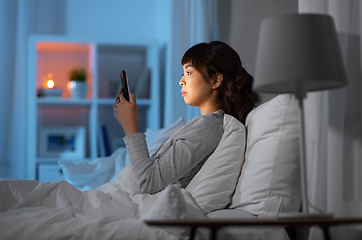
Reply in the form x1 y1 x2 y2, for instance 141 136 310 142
65 0 164 41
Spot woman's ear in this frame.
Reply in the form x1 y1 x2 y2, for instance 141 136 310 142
212 73 223 89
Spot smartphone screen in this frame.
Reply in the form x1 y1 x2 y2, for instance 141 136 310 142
120 70 130 101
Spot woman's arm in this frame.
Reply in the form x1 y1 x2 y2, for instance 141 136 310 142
124 113 224 194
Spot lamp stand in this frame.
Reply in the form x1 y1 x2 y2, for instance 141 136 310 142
278 87 333 219
296 87 309 214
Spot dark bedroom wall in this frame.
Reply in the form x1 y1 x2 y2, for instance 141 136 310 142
217 0 298 102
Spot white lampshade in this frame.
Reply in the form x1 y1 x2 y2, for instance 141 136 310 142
254 14 347 93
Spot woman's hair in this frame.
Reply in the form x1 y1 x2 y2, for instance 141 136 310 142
181 41 260 124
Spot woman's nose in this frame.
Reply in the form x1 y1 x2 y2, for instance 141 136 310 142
179 77 185 86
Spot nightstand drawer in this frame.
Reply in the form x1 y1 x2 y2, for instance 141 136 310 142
38 164 64 182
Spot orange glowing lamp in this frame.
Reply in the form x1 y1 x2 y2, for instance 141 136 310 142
47 79 55 89
46 73 55 89
39 73 62 97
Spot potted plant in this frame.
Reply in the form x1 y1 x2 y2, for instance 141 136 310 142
68 68 88 98
69 68 87 81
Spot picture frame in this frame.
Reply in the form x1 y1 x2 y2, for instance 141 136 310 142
39 126 86 159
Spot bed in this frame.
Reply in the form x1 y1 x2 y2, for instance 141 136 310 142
0 94 301 240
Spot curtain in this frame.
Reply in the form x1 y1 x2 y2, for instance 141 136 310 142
10 0 36 179
0 0 17 178
1 0 65 179
163 0 216 126
299 0 362 238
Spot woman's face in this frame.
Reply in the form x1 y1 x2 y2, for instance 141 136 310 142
179 63 215 111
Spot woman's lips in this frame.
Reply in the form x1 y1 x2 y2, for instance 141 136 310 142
181 91 186 97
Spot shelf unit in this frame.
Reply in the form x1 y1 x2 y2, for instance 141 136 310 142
26 35 161 181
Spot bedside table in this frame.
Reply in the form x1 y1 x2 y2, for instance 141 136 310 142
144 217 362 240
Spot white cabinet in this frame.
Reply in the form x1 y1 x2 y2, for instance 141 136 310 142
38 165 65 182
26 35 161 180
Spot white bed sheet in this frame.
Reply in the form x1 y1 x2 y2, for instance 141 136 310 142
0 175 203 240
0 166 289 240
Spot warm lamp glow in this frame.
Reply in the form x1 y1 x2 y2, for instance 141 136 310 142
39 72 62 97
47 79 55 89
46 73 55 89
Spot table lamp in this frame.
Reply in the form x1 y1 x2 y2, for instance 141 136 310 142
254 14 347 217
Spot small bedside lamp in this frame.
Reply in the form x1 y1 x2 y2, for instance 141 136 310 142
46 73 55 89
39 73 62 97
254 14 347 217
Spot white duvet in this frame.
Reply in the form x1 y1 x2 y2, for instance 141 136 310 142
0 165 290 240
0 165 207 240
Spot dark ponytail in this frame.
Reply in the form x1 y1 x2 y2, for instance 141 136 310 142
182 41 260 124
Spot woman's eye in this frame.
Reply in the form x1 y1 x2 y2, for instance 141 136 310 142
182 72 191 76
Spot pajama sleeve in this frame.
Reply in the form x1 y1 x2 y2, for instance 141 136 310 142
124 112 224 194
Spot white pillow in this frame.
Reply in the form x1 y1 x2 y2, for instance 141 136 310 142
186 114 246 214
59 148 128 191
230 94 301 216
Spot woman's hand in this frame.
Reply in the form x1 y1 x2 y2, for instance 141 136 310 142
113 88 138 136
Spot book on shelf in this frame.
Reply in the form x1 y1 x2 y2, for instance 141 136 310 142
97 124 112 157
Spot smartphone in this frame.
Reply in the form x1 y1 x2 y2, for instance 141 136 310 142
120 70 130 102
